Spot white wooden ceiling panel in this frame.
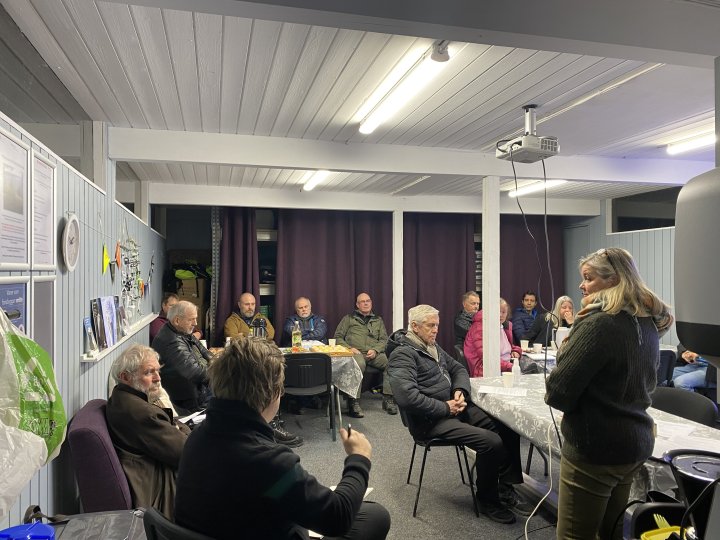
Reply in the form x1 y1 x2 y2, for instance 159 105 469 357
116 161 138 180
229 165 244 186
270 26 338 137
285 28 364 139
62 0 147 127
237 19 282 134
322 34 427 142
180 163 195 184
218 165 232 186
253 22 310 136
219 16 251 133
205 164 221 185
194 12 223 133
95 2 166 129
165 162 185 183
163 9 202 132
0 63 55 123
194 163 209 185
130 5 184 131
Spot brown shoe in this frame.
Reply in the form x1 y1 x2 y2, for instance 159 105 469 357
347 398 365 418
382 396 398 415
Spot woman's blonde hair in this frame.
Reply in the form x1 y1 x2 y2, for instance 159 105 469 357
579 248 671 319
545 296 574 328
209 335 285 412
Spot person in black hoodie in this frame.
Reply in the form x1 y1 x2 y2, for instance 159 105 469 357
387 304 530 525
174 335 390 540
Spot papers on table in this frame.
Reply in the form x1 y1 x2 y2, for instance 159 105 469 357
177 409 206 424
308 488 374 538
475 385 528 397
525 351 556 362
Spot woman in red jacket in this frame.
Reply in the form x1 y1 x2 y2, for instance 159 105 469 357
463 298 522 377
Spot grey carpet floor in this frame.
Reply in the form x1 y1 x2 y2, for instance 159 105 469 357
284 392 559 540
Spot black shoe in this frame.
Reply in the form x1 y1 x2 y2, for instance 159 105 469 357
347 398 364 418
499 484 534 516
478 500 516 524
382 396 398 415
273 426 304 448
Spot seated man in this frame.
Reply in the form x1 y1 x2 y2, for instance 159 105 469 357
672 345 716 392
387 304 531 525
175 335 391 540
334 293 396 417
511 290 538 344
282 296 328 345
106 344 190 518
454 290 480 346
152 300 212 414
150 292 202 343
224 292 275 340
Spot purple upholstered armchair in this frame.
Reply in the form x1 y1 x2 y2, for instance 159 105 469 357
67 399 133 512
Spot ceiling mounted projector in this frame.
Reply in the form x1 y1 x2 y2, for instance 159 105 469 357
496 105 559 164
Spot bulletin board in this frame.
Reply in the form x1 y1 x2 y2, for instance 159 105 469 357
0 277 29 334
0 128 30 270
31 152 56 270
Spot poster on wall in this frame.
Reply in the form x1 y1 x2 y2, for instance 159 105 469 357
0 129 29 269
32 153 56 269
0 281 27 334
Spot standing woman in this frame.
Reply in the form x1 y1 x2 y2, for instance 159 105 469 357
523 295 575 348
545 248 673 539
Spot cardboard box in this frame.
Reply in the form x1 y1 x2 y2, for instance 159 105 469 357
178 277 207 300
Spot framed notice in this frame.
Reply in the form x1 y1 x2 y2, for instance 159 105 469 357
32 152 56 269
0 128 30 269
0 278 29 334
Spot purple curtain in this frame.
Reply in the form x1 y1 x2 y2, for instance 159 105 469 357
216 208 259 345
275 210 392 345
500 215 565 314
403 213 476 354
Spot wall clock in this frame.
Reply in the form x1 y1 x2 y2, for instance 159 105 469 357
62 213 80 272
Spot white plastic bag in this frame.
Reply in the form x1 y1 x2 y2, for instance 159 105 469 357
0 308 66 518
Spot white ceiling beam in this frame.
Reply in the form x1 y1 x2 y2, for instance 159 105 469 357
111 127 711 185
148 182 600 216
104 0 720 68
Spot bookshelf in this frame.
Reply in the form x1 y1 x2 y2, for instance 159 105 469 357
80 313 156 363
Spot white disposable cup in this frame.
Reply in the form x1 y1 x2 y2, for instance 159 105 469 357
502 372 514 388
533 343 543 353
520 340 529 351
225 337 232 345
199 339 207 348
328 339 336 347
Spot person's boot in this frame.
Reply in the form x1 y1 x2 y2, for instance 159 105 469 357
347 398 364 418
270 416 303 447
382 396 398 415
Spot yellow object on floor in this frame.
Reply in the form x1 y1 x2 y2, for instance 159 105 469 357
640 526 681 540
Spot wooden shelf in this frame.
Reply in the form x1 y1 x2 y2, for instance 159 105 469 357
80 313 157 363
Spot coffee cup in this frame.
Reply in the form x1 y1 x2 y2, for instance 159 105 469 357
225 337 232 346
520 339 529 351
502 372 514 388
533 343 543 353
328 339 336 347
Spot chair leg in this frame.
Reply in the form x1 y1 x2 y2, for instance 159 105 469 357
336 389 343 428
525 444 535 475
454 446 466 485
460 446 479 517
413 445 431 517
407 443 418 484
329 386 336 442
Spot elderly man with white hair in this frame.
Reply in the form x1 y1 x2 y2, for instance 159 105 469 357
106 344 190 518
386 304 530 525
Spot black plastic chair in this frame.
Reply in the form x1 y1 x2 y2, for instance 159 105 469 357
453 344 470 374
284 353 338 440
650 386 718 426
399 407 479 517
143 507 215 540
656 349 677 386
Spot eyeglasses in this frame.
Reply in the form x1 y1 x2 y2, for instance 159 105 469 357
595 248 617 273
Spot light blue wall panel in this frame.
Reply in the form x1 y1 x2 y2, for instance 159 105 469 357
0 113 165 528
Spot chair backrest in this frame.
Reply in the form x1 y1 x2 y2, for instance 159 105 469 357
657 349 676 386
284 353 331 389
143 507 216 540
453 344 469 373
67 399 133 512
650 386 718 426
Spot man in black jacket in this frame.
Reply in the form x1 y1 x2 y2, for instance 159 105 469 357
387 304 530 525
175 335 391 540
454 290 480 346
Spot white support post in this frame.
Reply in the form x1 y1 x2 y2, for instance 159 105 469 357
482 176 501 377
135 181 150 224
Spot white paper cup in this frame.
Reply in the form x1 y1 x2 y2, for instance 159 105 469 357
520 340 529 351
199 339 207 348
502 372 514 388
225 337 232 345
328 338 336 347
533 343 543 353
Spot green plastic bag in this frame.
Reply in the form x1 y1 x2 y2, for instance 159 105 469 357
0 308 66 517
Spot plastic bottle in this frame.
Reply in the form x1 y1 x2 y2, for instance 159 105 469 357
291 320 302 352
512 357 522 378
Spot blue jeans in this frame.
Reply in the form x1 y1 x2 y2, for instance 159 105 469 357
672 363 713 391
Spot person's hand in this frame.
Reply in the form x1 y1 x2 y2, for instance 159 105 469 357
511 351 520 359
563 314 575 325
446 397 467 416
192 331 202 339
682 350 699 364
350 347 361 355
453 390 466 405
365 349 377 360
340 427 372 459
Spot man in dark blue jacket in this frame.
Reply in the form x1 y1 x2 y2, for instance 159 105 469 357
511 291 538 344
387 304 530 525
282 296 328 345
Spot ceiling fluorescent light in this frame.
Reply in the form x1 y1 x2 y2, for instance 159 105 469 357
358 40 452 135
302 170 331 191
508 179 567 198
390 175 431 195
666 132 716 155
